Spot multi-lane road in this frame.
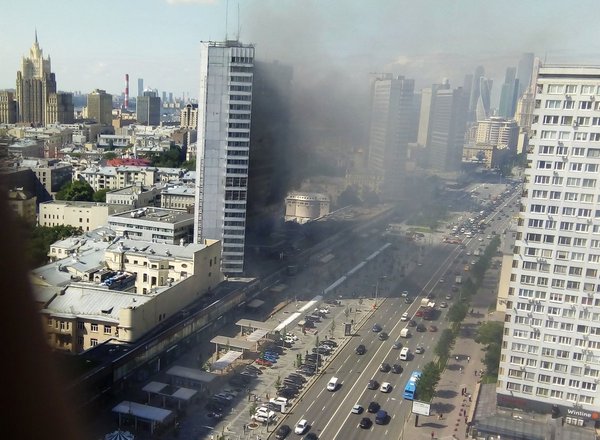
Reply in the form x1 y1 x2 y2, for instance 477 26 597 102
270 184 521 440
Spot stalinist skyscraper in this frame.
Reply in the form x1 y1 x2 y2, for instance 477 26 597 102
16 32 72 125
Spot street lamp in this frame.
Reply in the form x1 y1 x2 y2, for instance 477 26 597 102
374 276 387 308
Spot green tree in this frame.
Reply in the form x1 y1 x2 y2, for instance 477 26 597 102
483 342 501 377
447 302 468 324
103 152 117 161
416 361 441 401
475 321 504 345
92 188 109 202
434 329 455 360
55 180 94 201
181 159 196 171
151 145 183 168
22 224 83 268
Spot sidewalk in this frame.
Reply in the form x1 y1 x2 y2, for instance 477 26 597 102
402 263 500 440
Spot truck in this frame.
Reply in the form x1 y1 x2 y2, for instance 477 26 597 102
420 298 430 307
455 275 462 284
400 328 411 338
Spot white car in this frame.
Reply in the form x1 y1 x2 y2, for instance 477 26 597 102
295 419 309 434
400 312 409 321
380 382 392 393
401 290 409 297
351 404 363 414
286 333 298 341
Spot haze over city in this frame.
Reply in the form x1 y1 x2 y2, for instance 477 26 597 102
2 0 600 101
3 1 600 439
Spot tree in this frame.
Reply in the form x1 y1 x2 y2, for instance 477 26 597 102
55 180 94 201
337 186 361 207
22 224 83 268
181 159 196 171
92 188 109 202
151 145 184 168
475 321 504 345
434 329 455 360
103 152 117 161
447 302 468 324
416 361 441 401
483 342 501 377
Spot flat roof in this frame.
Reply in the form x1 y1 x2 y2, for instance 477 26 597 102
210 335 256 351
109 207 193 225
165 366 218 384
112 401 173 423
211 350 243 371
142 381 168 394
236 319 278 332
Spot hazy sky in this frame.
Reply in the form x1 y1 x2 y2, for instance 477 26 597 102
2 0 600 102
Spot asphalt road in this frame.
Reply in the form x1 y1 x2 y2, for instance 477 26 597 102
269 185 521 440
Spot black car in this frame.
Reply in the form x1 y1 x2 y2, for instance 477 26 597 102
275 424 291 439
321 339 338 348
359 417 372 429
391 364 403 374
205 402 225 413
303 433 318 440
313 347 331 355
277 388 297 398
372 324 382 332
407 319 417 327
379 362 391 373
356 344 366 355
367 379 379 390
378 331 389 341
404 297 414 304
367 401 380 413
416 323 427 332
288 373 307 383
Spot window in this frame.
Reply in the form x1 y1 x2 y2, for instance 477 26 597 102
90 338 98 347
91 323 98 332
104 325 112 335
547 85 564 94
546 99 562 108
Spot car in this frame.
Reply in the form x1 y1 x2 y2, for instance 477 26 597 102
375 409 389 425
294 419 309 434
445 294 453 300
356 344 366 355
439 278 445 283
451 285 459 292
359 417 372 429
378 331 389 341
352 404 364 414
367 379 379 390
415 344 425 354
207 411 223 420
466 251 471 256
401 290 409 297
416 323 426 332
440 301 448 308
392 340 403 349
404 296 414 304
303 433 318 440
379 382 392 393
379 362 391 372
408 319 417 327
321 339 338 348
288 373 307 383
391 364 403 374
275 424 291 439
205 402 225 412
367 401 380 413
428 325 438 332
400 312 409 321
372 324 382 332
277 388 297 398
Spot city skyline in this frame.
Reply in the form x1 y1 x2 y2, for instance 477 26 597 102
3 0 600 102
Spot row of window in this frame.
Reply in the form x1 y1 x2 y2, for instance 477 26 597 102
519 260 600 281
508 369 598 390
537 160 600 172
538 145 600 156
505 382 595 404
543 98 600 110
516 272 600 293
510 342 600 365
541 115 600 126
530 189 599 202
225 177 247 187
538 129 600 141
546 84 600 95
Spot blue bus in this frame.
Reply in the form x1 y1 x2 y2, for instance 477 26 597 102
402 370 422 400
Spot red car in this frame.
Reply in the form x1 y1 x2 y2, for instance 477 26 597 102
256 358 272 367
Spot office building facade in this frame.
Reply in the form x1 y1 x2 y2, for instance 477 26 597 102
367 74 414 201
87 89 113 125
0 91 17 123
194 40 254 274
136 90 161 126
497 65 600 426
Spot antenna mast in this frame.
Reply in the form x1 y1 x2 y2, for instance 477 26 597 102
225 0 229 41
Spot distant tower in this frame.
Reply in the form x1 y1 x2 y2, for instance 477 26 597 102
136 89 160 126
124 74 129 110
516 52 535 97
137 78 143 98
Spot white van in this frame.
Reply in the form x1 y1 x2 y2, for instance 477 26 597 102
327 377 339 391
399 347 410 360
400 328 410 338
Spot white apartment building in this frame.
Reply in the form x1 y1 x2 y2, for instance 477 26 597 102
108 207 194 244
194 41 254 274
497 66 600 426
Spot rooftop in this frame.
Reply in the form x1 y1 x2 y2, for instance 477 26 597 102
109 207 194 224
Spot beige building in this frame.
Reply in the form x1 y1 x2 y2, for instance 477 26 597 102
34 237 222 353
0 90 17 123
20 157 72 195
87 89 113 125
106 183 160 209
39 200 129 231
180 103 198 129
284 192 330 224
161 184 195 211
77 165 158 191
108 207 194 244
